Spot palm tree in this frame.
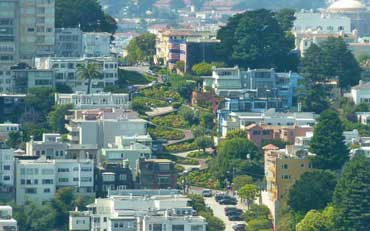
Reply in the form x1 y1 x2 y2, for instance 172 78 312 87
77 62 102 94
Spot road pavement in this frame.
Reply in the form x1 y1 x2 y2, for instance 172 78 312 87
205 195 247 231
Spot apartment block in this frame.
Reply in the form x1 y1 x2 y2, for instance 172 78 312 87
0 206 17 231
35 56 118 93
0 94 25 122
0 146 15 192
55 28 83 57
262 144 313 228
55 92 130 109
15 157 94 205
69 190 207 231
202 67 302 112
219 109 317 138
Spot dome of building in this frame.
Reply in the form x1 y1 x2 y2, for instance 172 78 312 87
328 0 366 13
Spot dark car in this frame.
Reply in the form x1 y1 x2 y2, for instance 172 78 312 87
226 209 243 217
232 223 246 231
224 207 238 213
215 194 227 202
228 215 243 221
219 198 237 205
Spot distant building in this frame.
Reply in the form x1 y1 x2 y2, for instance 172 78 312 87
95 162 134 197
0 94 25 123
0 123 20 141
262 145 314 229
219 109 317 138
203 67 302 112
101 135 152 179
83 32 111 57
0 0 55 69
65 109 148 148
69 190 207 231
0 68 54 94
351 80 370 104
35 57 118 93
0 146 15 193
55 92 130 109
327 0 370 36
137 159 177 189
55 28 83 57
154 29 219 71
15 157 94 205
356 111 370 124
245 124 313 146
0 206 17 231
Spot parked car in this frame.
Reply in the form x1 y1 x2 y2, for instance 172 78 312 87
215 194 227 202
202 189 213 197
219 197 237 205
228 215 243 221
224 207 238 213
226 209 243 217
232 223 246 231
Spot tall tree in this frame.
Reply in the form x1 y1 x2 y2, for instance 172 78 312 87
288 170 337 214
275 8 296 31
232 175 254 191
47 104 73 134
126 33 156 64
217 9 297 71
333 155 370 231
320 37 361 88
299 44 330 114
77 62 102 94
309 109 348 170
55 0 117 33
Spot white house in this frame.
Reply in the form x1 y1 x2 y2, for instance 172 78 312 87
0 147 15 192
26 133 68 159
0 123 20 141
293 11 351 34
83 32 111 57
219 109 317 138
0 206 17 231
65 109 148 148
55 92 130 109
69 190 207 231
15 157 94 205
351 81 370 104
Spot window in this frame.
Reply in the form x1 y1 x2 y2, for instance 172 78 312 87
58 168 69 172
44 188 51 193
73 177 79 182
73 167 79 171
42 179 53 184
81 177 92 182
172 225 184 231
59 178 69 183
41 169 54 175
25 188 37 194
281 164 288 169
3 165 10 170
119 174 127 181
81 167 92 172
3 176 10 181
281 174 291 180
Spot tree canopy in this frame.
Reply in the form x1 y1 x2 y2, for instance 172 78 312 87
126 33 156 64
333 154 370 231
55 0 117 33
296 206 335 231
217 9 298 71
309 109 348 170
288 170 337 214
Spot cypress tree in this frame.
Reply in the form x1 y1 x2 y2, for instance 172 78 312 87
333 155 370 231
309 109 348 170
